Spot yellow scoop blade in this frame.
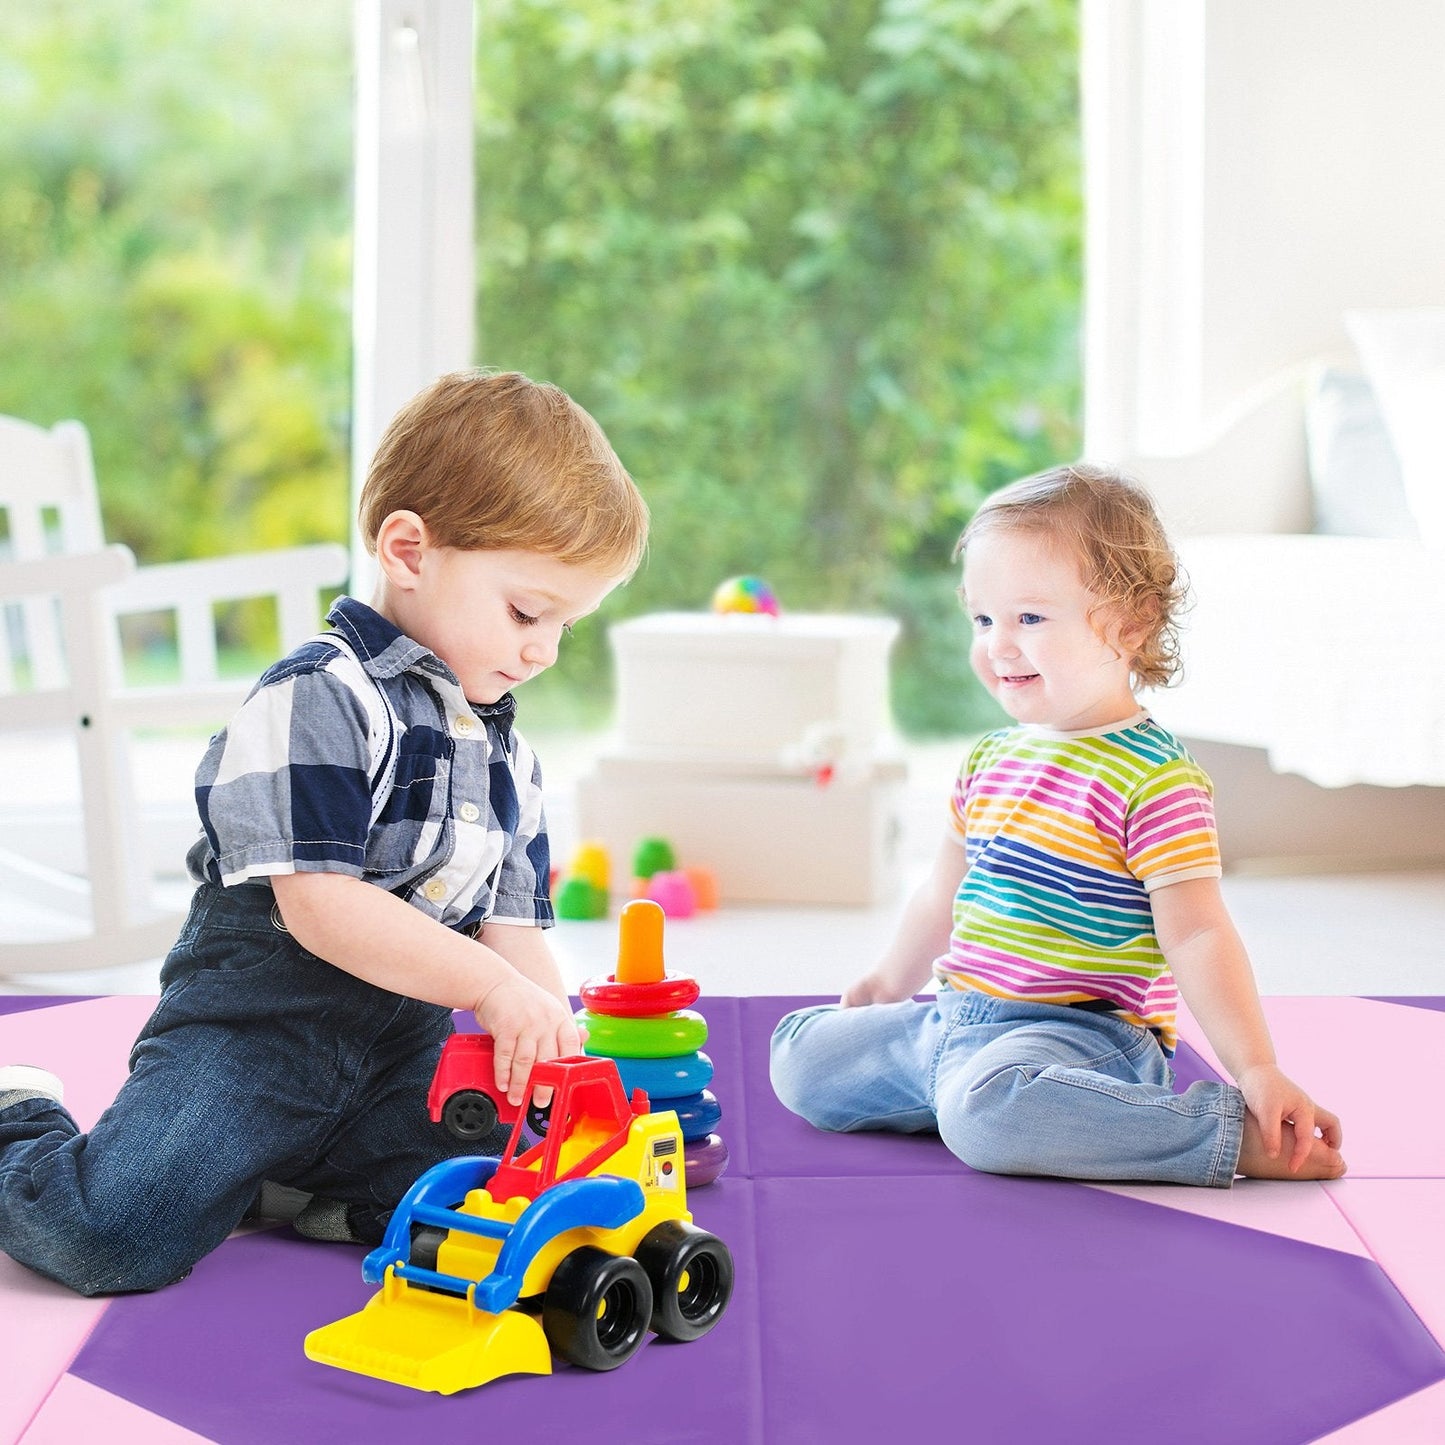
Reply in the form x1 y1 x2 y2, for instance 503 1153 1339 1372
305 1277 551 1395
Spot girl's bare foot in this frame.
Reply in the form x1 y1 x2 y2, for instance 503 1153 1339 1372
1237 1111 1346 1180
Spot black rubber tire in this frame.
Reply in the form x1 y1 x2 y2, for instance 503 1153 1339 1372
441 1089 499 1142
634 1219 735 1342
408 1225 448 1273
542 1247 653 1371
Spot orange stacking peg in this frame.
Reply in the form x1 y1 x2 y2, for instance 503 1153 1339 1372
615 899 666 984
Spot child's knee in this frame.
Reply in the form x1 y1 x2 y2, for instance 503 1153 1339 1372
770 1006 849 1126
936 1064 1035 1175
1 1178 217 1296
7 1220 183 1297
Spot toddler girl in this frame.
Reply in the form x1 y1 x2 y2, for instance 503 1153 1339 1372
770 463 1345 1185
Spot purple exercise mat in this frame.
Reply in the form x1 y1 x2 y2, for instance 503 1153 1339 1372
755 1172 1445 1444
1370 996 1445 1014
65 996 1445 1444
73 1188 759 1445
0 994 96 1017
740 996 1225 1180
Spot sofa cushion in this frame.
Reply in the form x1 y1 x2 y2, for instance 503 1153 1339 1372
1304 365 1417 540
1346 308 1445 547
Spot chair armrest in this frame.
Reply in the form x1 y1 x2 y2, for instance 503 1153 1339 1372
103 542 351 684
0 544 134 599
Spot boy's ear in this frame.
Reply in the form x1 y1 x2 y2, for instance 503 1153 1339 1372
374 510 429 590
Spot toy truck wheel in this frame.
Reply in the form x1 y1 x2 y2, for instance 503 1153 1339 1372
542 1248 653 1371
635 1220 735 1342
441 1089 499 1142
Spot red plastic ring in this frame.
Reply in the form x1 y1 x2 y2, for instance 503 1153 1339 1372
579 973 702 1017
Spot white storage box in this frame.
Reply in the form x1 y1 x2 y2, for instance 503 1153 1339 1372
609 612 900 769
575 756 907 905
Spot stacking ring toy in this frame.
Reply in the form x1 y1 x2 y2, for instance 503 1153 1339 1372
580 974 701 1017
661 1089 722 1142
613 1052 714 1099
684 1133 730 1187
579 1008 709 1059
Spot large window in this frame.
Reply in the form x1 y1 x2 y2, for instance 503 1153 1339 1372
0 0 352 672
2 1 1080 729
474 0 1081 733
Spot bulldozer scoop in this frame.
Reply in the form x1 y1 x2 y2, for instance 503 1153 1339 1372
304 1276 552 1395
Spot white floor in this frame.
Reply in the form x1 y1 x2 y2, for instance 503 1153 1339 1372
1 731 1442 1000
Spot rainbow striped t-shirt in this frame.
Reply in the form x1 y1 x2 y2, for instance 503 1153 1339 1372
936 713 1221 1056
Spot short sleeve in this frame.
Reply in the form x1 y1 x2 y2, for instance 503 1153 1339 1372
195 657 375 886
1125 758 1222 891
483 730 554 925
948 732 1000 845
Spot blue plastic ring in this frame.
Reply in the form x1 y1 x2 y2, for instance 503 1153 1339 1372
649 1089 722 1142
610 1051 714 1099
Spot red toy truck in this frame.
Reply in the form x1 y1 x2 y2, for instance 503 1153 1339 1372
428 1032 551 1141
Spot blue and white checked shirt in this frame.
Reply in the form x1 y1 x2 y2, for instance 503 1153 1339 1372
187 596 554 932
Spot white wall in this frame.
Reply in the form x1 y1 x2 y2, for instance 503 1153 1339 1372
1200 2 1445 415
1085 0 1445 472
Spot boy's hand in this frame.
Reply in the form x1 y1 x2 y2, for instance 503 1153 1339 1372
474 974 583 1108
1236 1062 1343 1172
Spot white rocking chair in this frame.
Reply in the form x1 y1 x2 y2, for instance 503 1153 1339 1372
0 414 349 976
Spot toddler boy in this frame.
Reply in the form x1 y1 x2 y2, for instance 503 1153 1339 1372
0 369 648 1294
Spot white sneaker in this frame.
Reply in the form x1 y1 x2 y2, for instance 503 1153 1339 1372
0 1065 65 1105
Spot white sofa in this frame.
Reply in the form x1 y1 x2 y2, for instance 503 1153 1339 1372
1123 312 1445 869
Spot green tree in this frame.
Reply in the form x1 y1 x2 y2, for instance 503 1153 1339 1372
477 0 1081 732
0 1 353 576
0 0 1079 731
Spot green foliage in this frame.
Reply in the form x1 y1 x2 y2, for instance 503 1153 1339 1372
1 0 1080 734
476 0 1082 732
0 0 353 569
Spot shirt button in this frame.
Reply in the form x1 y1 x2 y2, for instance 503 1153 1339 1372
455 715 474 735
459 802 481 823
424 880 447 902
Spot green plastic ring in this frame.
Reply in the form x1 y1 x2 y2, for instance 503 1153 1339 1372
577 1007 709 1059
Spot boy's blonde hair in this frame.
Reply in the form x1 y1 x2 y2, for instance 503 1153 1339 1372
956 462 1187 689
359 370 649 578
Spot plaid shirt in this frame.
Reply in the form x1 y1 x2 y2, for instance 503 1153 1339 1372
187 596 553 932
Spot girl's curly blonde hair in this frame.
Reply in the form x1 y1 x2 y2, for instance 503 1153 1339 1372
955 462 1189 689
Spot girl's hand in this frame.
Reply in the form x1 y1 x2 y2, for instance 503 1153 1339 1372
841 970 916 1008
473 974 582 1108
1236 1062 1343 1172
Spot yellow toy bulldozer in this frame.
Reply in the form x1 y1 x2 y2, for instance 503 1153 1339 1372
303 1053 734 1394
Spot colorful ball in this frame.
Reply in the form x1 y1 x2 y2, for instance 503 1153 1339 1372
711 575 780 617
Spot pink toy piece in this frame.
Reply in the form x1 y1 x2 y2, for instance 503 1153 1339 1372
645 870 697 918
684 1132 729 1187
579 973 702 1018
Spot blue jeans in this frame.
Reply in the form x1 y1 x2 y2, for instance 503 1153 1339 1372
0 882 499 1296
770 990 1245 1187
